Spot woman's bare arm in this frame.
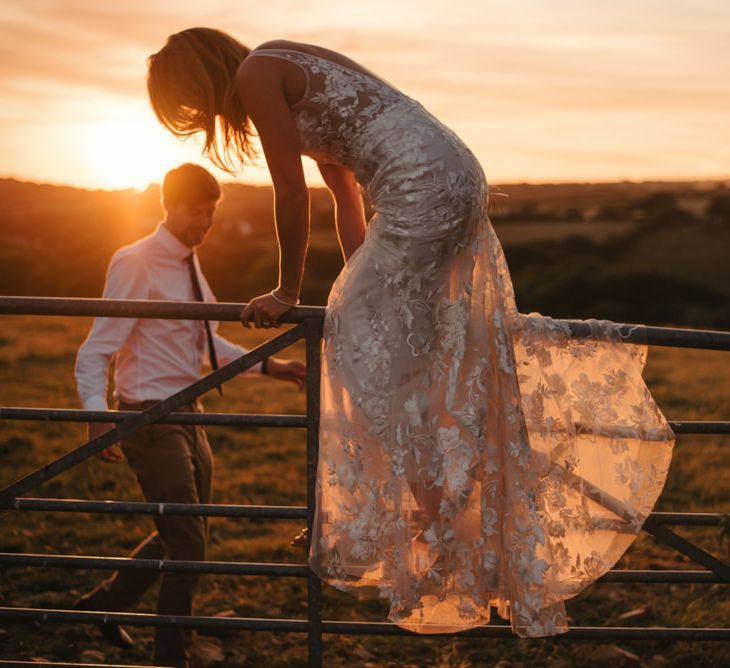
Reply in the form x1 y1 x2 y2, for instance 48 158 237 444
318 162 366 262
235 56 309 302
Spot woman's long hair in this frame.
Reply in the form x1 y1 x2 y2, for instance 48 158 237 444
147 27 255 174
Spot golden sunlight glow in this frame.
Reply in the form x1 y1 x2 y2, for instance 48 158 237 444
79 106 203 191
2 1 729 188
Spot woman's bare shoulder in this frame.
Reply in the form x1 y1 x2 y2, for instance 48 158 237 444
251 40 382 84
253 39 311 52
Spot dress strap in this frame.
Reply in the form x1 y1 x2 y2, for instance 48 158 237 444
247 47 313 64
246 49 312 108
249 47 395 92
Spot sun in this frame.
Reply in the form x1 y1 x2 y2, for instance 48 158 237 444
79 105 208 190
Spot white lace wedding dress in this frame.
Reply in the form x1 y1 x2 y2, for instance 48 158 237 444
248 46 676 637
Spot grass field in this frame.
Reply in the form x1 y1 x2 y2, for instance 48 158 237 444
0 314 728 667
491 221 636 246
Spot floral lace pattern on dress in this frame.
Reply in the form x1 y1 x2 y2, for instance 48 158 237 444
248 47 675 638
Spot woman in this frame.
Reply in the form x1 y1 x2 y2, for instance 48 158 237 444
147 28 675 637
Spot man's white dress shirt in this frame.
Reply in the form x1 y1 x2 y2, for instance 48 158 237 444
75 224 260 410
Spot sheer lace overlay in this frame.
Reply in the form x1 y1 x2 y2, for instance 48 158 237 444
249 48 675 637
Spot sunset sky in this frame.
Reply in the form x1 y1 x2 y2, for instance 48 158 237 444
1 0 728 190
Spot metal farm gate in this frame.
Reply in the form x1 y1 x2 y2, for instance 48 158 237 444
0 296 728 667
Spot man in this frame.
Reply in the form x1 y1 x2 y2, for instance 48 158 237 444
73 163 306 667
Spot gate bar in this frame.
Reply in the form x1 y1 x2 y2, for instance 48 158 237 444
0 553 725 583
1 297 729 350
7 498 307 519
643 519 730 581
4 499 725 527
0 296 320 323
0 662 165 668
1 607 728 641
2 408 728 434
304 317 324 668
0 407 307 428
0 552 307 577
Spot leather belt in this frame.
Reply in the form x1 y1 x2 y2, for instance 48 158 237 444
117 399 202 413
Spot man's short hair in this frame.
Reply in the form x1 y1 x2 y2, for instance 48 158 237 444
162 163 221 207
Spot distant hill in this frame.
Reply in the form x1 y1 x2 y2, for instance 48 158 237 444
1 178 728 328
0 178 341 304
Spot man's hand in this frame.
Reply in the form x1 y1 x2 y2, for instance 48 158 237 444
87 422 123 463
266 357 307 390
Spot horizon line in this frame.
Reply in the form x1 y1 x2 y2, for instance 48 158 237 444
1 173 729 194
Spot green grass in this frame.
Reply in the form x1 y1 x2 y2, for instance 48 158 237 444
0 315 728 667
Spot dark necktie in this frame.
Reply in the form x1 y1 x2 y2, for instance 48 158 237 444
186 253 222 395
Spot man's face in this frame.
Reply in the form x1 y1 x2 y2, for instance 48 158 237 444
165 198 219 248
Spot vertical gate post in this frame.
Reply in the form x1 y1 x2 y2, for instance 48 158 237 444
305 317 324 667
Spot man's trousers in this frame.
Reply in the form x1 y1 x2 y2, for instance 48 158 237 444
82 401 213 666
